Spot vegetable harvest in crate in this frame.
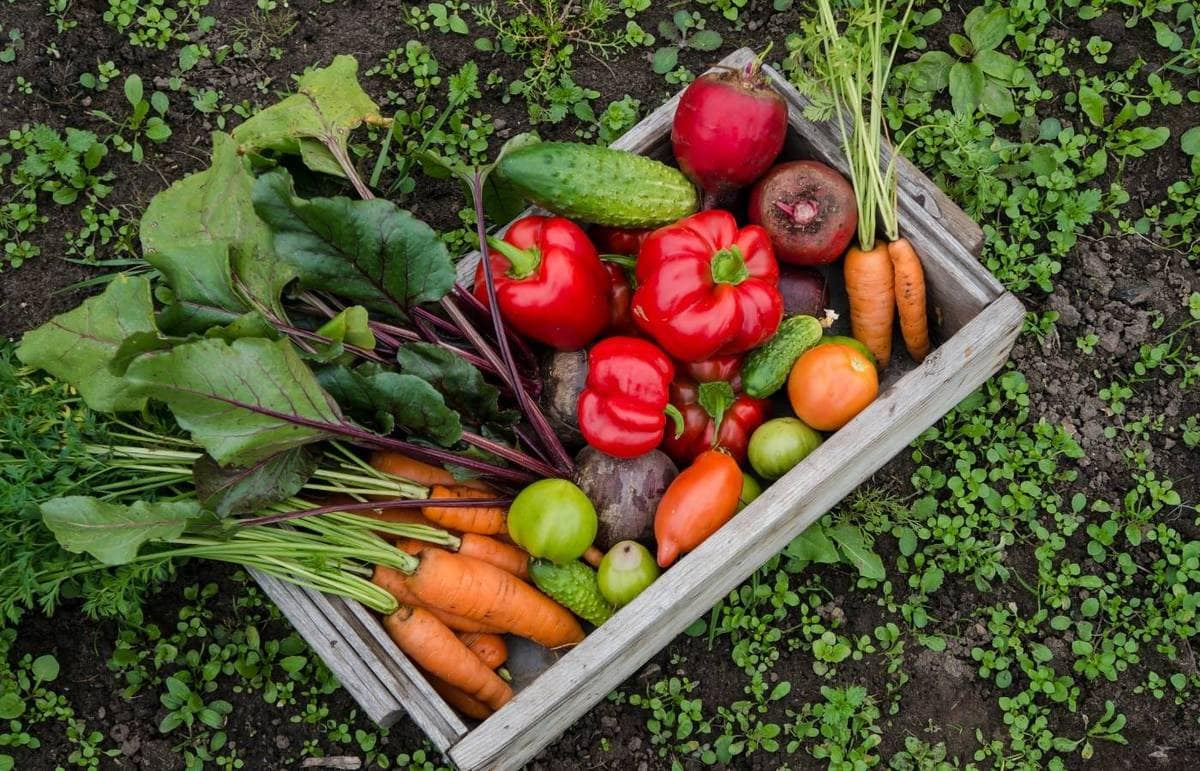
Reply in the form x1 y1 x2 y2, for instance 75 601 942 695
14 6 936 726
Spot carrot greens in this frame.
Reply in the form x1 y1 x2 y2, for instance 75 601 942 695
796 0 915 249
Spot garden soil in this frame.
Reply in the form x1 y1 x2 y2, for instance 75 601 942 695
1 1 1197 769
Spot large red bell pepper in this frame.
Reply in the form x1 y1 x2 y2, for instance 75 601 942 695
577 336 682 459
661 356 768 465
632 210 783 362
473 215 611 351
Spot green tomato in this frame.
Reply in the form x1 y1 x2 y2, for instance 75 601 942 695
748 417 823 480
823 335 877 367
507 479 597 564
737 472 763 511
597 540 659 607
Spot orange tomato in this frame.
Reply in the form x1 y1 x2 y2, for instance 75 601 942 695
787 343 878 431
653 450 743 569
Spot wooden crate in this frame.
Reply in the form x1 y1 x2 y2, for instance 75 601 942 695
253 47 1024 771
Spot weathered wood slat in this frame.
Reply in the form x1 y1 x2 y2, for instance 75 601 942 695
250 572 405 725
250 571 468 751
449 291 1025 771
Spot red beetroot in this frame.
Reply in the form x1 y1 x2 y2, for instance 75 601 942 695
671 59 787 197
777 266 830 318
748 160 857 265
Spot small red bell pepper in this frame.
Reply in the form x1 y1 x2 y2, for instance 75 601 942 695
604 261 637 336
577 336 683 459
632 210 783 362
473 215 611 351
681 353 743 386
591 226 648 336
591 225 653 257
661 356 768 465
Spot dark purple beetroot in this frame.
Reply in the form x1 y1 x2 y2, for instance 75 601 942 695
778 266 830 317
748 160 857 265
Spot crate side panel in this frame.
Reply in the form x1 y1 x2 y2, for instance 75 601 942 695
252 572 405 725
251 571 468 751
449 292 1025 771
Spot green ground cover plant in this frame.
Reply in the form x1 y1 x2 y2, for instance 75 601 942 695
0 0 1196 768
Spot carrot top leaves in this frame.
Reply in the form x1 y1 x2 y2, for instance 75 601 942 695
795 0 915 249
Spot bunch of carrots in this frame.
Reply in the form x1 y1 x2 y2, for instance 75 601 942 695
813 0 931 370
354 451 581 720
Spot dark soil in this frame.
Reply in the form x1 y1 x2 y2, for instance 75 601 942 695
2 1 1198 770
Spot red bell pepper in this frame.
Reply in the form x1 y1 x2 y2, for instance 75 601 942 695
577 336 682 459
632 210 783 362
591 225 653 257
473 215 611 351
591 226 648 336
681 353 743 385
661 356 768 465
604 262 637 336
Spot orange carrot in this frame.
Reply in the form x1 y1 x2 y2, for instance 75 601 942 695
393 537 433 556
888 237 930 363
370 451 490 491
457 534 530 580
423 484 507 535
381 606 512 711
405 548 585 648
361 506 440 528
424 672 493 720
396 535 530 581
581 546 603 569
373 565 505 634
457 632 508 669
844 241 894 368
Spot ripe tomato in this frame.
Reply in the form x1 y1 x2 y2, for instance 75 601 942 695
787 343 878 431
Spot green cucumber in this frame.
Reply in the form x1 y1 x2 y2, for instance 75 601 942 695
742 315 825 399
529 558 614 626
497 141 699 227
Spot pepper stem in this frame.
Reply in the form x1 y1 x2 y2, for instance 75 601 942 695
710 245 749 285
599 253 637 269
486 236 541 279
664 404 685 439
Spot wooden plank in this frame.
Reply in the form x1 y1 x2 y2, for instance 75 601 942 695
251 571 405 725
448 291 1025 771
330 597 470 749
251 571 469 751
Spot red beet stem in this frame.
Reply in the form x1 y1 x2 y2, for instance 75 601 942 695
775 199 820 227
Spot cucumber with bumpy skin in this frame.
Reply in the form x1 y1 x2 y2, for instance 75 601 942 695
497 142 699 227
529 558 613 626
742 315 824 399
